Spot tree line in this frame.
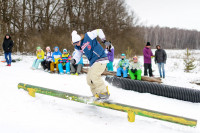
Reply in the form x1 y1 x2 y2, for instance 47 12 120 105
143 26 200 49
1 0 199 56
0 0 144 55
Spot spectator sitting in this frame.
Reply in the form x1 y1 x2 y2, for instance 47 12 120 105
116 53 129 78
58 49 71 74
71 50 84 76
128 56 142 80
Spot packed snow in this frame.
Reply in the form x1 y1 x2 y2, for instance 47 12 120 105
0 49 200 133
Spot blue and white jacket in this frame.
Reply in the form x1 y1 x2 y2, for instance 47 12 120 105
73 29 108 66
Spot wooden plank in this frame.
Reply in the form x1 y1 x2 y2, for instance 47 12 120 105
81 68 162 83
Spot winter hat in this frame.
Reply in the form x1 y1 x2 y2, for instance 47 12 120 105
133 56 138 60
46 46 51 51
146 42 151 46
121 53 126 56
54 46 59 52
4 33 11 40
63 49 67 53
71 30 81 44
36 46 41 50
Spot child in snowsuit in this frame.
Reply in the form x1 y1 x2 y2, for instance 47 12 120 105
71 29 111 99
41 46 52 71
71 50 84 76
32 46 44 69
105 44 114 71
58 49 71 74
50 46 62 73
116 53 129 78
128 56 142 80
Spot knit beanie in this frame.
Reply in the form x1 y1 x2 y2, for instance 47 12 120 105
71 30 81 44
121 53 126 56
36 46 41 50
146 42 151 46
63 49 67 53
46 46 51 51
133 56 138 60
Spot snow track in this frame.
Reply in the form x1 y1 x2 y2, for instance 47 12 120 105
0 51 200 133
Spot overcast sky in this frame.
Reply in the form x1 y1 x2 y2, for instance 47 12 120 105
126 0 200 31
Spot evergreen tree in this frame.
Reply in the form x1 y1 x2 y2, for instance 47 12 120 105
184 48 196 72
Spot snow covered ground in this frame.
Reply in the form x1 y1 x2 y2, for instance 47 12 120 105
0 49 200 133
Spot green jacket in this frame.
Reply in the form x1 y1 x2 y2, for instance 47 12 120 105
129 61 142 70
117 59 129 68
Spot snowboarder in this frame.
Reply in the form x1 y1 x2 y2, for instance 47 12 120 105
50 46 62 73
71 29 111 99
58 49 71 74
116 53 129 78
128 56 142 80
2 34 14 66
143 42 154 77
32 46 45 70
105 43 114 71
41 46 52 72
71 50 84 76
155 45 167 78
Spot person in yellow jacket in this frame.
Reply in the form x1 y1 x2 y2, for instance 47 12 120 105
32 46 44 70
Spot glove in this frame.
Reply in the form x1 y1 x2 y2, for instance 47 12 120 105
102 39 106 44
104 41 111 47
71 59 76 65
131 69 137 73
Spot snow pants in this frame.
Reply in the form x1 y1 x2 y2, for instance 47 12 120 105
128 69 142 80
58 62 70 74
70 64 82 74
32 59 44 69
41 60 52 70
86 62 107 96
107 61 113 71
116 67 128 78
50 62 59 72
144 63 153 77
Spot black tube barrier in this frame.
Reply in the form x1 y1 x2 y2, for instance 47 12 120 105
105 76 200 103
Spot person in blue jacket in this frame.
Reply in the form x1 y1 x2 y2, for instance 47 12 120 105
116 53 129 78
71 29 111 99
50 46 62 73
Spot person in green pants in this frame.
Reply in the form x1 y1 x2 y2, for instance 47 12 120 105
128 56 142 80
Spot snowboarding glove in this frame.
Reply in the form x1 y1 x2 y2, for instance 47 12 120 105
104 41 111 47
131 69 137 73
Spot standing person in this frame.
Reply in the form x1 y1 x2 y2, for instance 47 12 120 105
58 49 71 74
41 46 52 72
143 42 153 77
2 34 14 66
32 47 45 70
71 50 84 76
128 56 142 80
105 43 114 71
71 29 111 99
50 46 62 73
116 53 129 78
155 45 167 78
